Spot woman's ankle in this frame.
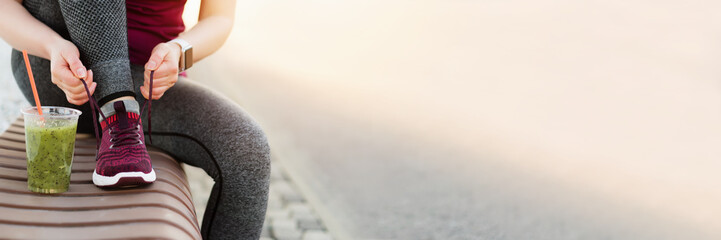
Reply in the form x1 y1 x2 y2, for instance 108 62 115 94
105 96 135 104
101 96 136 110
100 97 140 119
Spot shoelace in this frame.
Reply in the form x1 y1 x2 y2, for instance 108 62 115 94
108 125 143 148
80 70 154 151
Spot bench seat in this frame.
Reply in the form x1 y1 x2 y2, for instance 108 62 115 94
0 117 201 240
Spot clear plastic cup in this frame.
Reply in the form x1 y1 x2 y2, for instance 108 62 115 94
21 106 81 193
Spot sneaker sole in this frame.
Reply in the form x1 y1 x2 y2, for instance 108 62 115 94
92 170 156 187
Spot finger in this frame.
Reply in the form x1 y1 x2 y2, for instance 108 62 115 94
90 82 97 95
65 70 95 95
52 74 73 93
147 64 178 82
151 84 171 92
63 86 88 101
145 43 172 71
51 75 61 86
140 85 170 100
150 86 171 100
142 73 172 93
142 78 149 94
76 82 98 98
66 80 95 96
143 69 176 88
143 71 151 90
146 76 177 89
65 95 80 105
77 70 95 94
67 92 87 102
66 96 86 106
53 65 82 87
82 69 94 85
158 74 179 87
61 50 86 78
140 86 149 100
52 75 84 97
140 86 159 100
65 82 87 95
63 89 88 106
143 70 155 90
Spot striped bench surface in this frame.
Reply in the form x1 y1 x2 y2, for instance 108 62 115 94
0 117 201 240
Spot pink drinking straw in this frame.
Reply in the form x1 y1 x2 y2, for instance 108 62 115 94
21 50 43 116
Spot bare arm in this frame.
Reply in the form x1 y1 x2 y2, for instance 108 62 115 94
0 0 96 105
181 0 237 62
141 0 237 99
0 0 64 59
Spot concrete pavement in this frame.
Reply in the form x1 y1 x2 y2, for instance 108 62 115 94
186 0 721 239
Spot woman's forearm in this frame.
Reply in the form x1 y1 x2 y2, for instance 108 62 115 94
0 0 64 59
176 0 236 63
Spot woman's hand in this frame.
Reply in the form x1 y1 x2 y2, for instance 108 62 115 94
142 42 181 100
49 39 95 106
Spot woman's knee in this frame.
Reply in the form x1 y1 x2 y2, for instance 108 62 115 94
238 121 271 164
167 80 271 176
216 111 271 176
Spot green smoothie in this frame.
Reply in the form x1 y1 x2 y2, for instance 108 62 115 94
25 121 77 193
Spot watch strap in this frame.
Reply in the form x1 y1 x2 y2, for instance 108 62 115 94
168 38 193 71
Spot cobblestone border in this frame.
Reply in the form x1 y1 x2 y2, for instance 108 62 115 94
263 159 334 240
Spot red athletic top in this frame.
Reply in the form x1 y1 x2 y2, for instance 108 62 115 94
126 0 187 65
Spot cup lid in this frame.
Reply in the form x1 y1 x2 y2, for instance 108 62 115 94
21 106 82 118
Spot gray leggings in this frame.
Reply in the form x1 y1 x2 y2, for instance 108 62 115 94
11 1 270 239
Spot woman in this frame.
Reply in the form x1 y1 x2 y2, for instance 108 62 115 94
0 0 270 239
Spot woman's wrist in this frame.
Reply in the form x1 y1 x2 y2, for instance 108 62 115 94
167 41 183 66
168 41 182 53
44 36 70 59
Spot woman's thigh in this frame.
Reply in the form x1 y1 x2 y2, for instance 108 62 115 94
130 66 271 237
130 65 270 179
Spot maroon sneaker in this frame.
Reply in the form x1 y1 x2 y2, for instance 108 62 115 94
91 101 156 187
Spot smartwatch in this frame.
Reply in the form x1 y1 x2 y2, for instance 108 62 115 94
169 38 193 72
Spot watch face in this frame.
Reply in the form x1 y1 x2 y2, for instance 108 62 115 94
185 47 193 69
